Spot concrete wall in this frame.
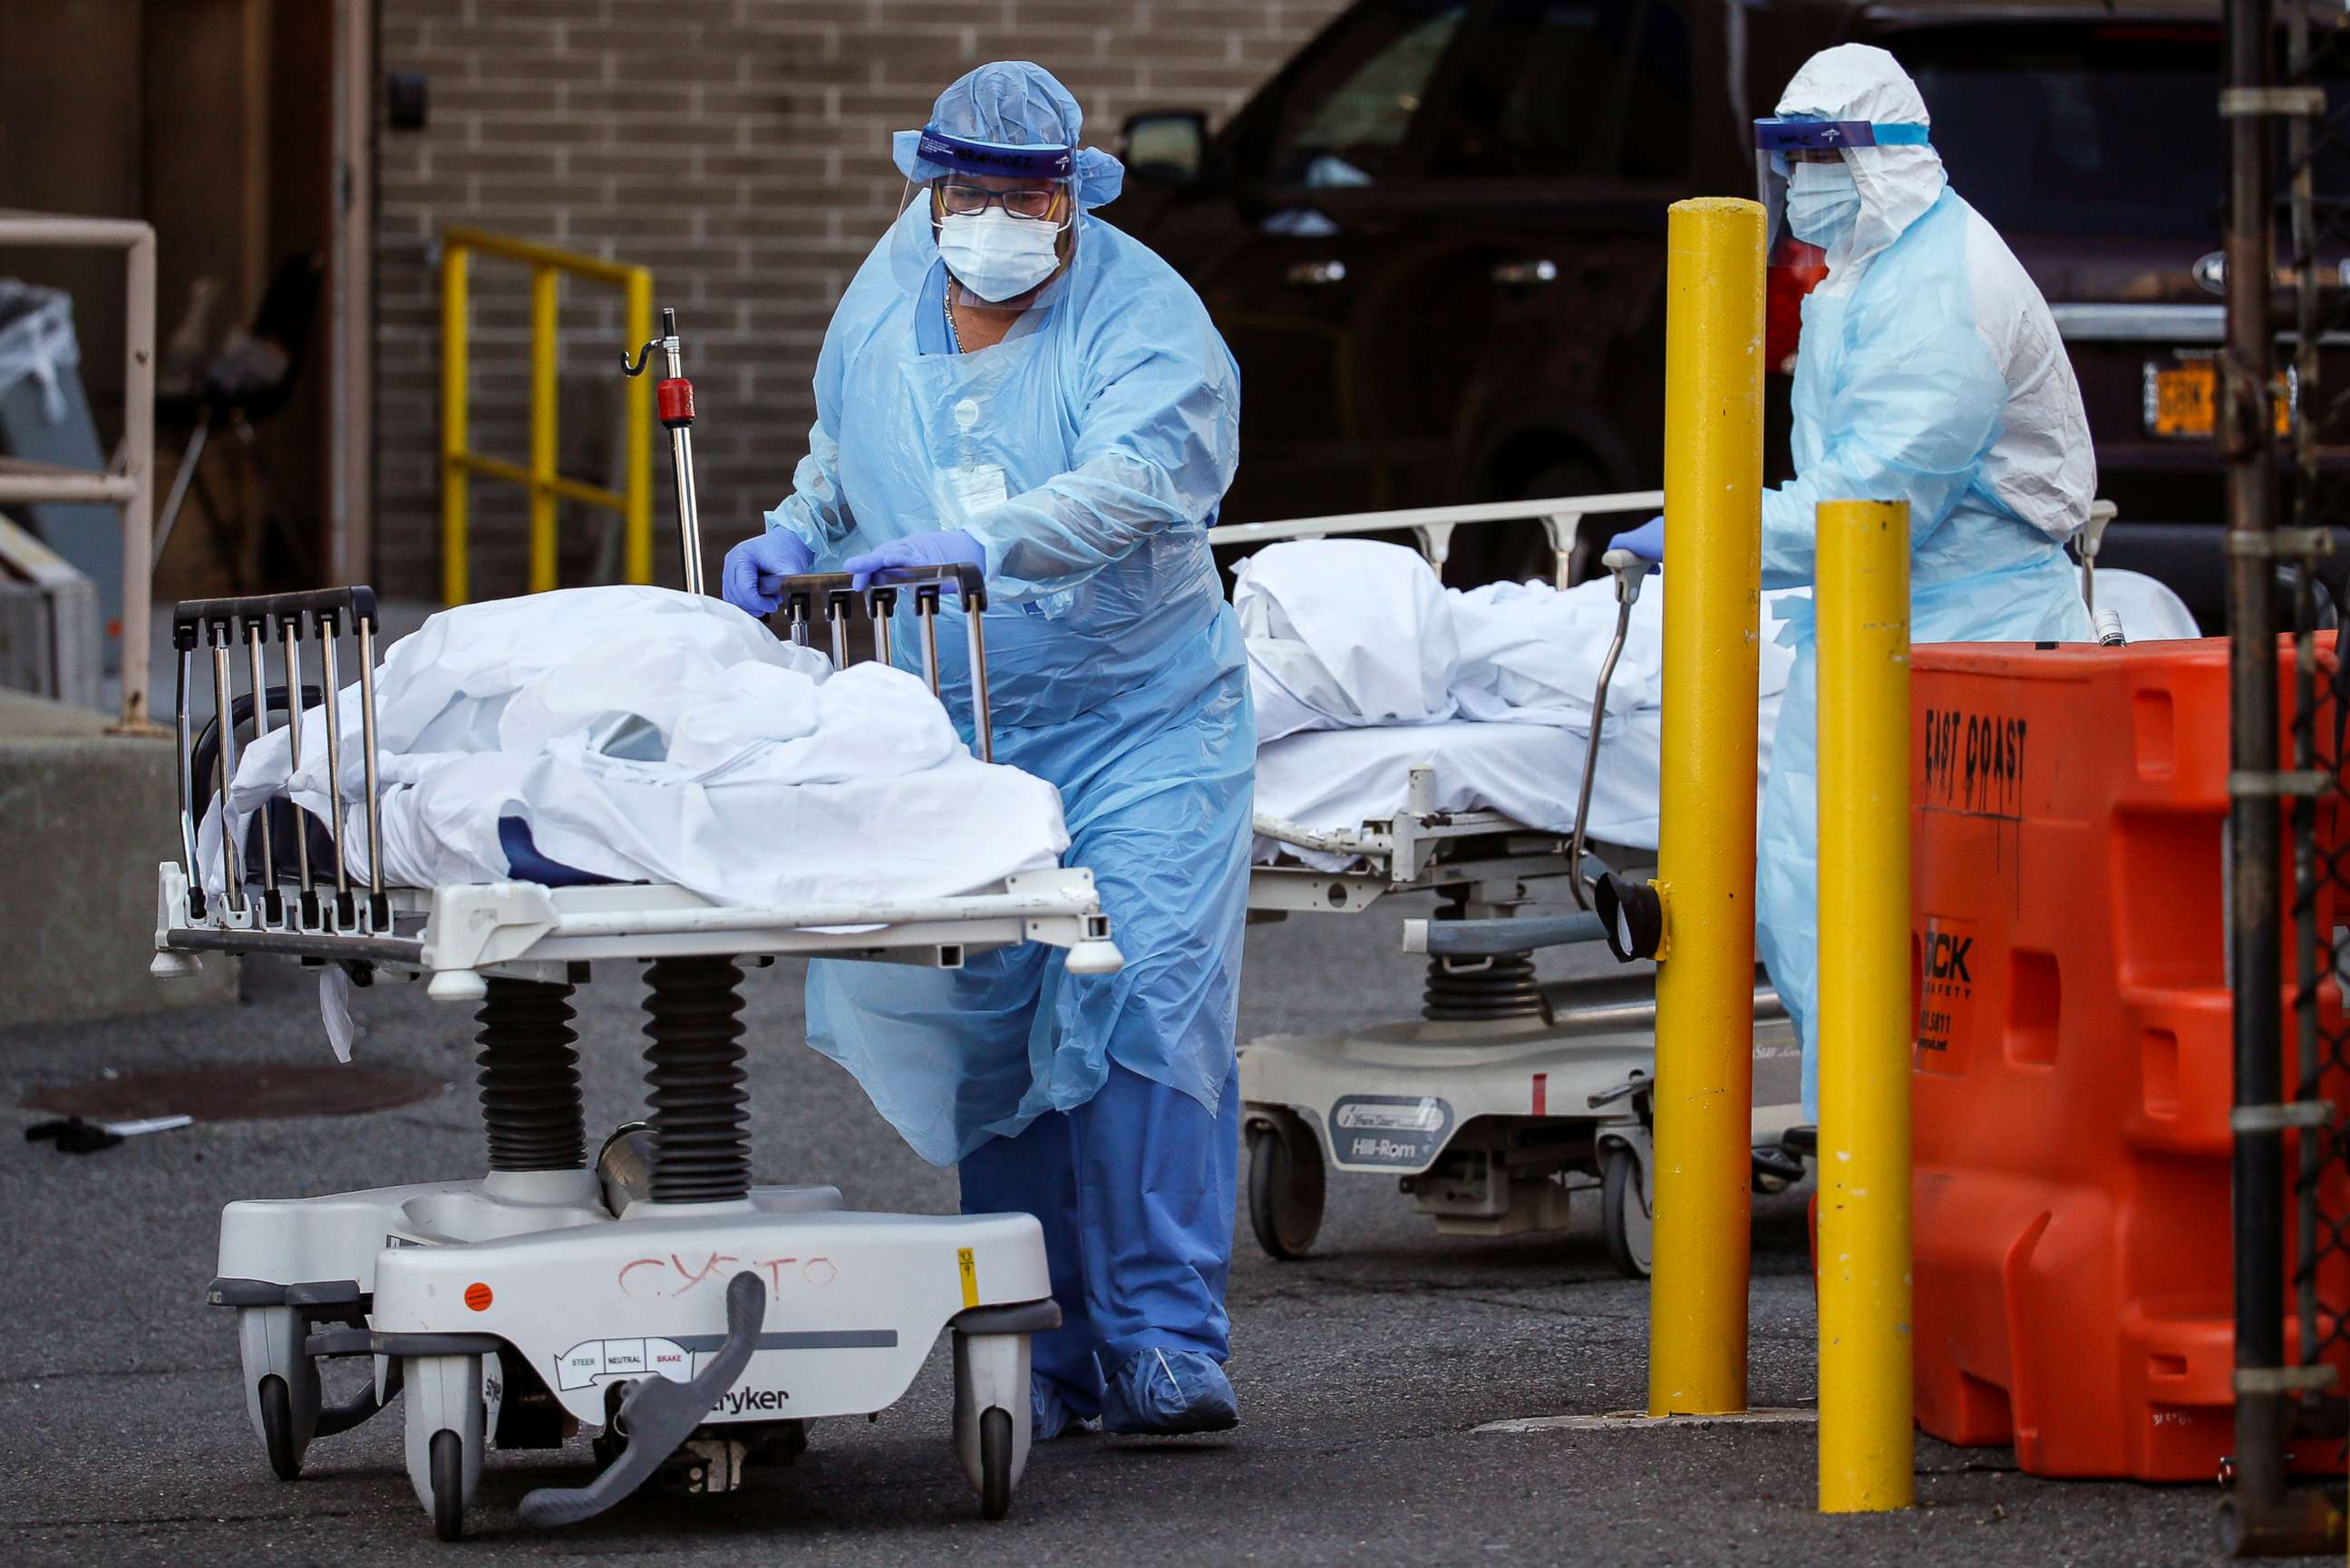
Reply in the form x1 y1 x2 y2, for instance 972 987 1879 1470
0 691 238 1026
374 0 1346 600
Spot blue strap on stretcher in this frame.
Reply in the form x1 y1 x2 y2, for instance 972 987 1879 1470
497 818 618 887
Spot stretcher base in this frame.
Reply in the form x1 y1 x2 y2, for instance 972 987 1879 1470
1240 1000 1803 1277
211 1174 1051 1536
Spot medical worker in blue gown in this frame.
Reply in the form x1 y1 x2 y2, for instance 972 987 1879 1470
718 62 1252 1438
1610 44 2095 1113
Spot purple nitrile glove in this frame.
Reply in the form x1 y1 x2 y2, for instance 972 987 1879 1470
841 528 988 593
721 528 816 617
1607 515 1665 566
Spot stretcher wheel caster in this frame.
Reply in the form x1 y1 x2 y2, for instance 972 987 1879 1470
953 1330 1033 1519
1600 1143 1653 1279
403 1353 490 1542
258 1375 303 1480
429 1430 465 1542
1246 1110 1325 1261
237 1306 321 1480
977 1407 1015 1520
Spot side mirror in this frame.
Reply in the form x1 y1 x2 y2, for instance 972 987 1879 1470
1122 110 1211 187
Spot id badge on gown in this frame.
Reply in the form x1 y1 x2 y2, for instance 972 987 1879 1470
944 463 1009 517
939 463 1071 617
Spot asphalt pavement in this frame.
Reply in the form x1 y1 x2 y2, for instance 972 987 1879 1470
0 903 2271 1565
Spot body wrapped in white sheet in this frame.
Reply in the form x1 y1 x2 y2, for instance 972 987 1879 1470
1239 544 2197 868
1235 540 1792 864
200 586 1070 907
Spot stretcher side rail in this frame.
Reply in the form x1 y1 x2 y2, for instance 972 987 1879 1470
154 862 1120 1000
1209 489 2118 594
1209 489 1664 587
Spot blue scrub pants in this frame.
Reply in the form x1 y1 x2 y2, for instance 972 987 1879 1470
959 1060 1241 1417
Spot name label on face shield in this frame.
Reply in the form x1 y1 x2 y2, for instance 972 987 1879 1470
937 208 1062 303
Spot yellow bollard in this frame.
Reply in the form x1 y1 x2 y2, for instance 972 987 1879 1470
1648 196 1766 1418
1814 498 1915 1513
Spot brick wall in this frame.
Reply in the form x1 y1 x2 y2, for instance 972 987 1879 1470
375 0 1346 601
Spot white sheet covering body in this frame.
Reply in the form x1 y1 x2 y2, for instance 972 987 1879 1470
1237 542 1796 863
1240 545 2191 867
200 586 1070 908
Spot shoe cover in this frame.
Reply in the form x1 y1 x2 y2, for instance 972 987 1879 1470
1100 1348 1238 1436
1033 1375 1095 1441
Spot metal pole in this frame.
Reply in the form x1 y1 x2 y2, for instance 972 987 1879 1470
281 617 314 923
242 619 277 919
356 619 385 927
2221 0 2288 1544
1814 498 1915 1514
209 629 244 917
658 309 704 595
1647 196 1766 1418
119 225 156 731
319 623 352 925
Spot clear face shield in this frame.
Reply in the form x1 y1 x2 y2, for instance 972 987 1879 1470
1753 116 1927 255
895 130 1081 316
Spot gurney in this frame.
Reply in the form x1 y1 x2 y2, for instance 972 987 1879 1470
1220 498 2152 1276
1217 500 1801 1275
151 314 1119 1540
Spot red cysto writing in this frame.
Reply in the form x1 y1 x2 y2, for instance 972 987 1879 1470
617 1253 841 1299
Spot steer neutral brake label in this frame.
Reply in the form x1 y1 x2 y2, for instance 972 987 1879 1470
556 1337 692 1390
1329 1095 1453 1168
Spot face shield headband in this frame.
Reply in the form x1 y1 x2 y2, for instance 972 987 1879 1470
1753 118 1931 157
1754 117 1930 254
915 130 1076 181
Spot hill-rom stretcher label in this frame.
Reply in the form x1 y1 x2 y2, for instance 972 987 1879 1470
1330 1095 1453 1167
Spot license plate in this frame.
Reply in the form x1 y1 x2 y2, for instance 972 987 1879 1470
2145 360 2292 439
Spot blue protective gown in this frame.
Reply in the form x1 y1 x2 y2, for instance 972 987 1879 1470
1753 179 2094 1114
764 162 1253 1410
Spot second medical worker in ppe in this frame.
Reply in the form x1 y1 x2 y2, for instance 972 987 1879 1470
1611 44 2094 1111
718 63 1253 1439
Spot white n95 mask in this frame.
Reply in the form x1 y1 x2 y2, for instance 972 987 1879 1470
937 209 1063 304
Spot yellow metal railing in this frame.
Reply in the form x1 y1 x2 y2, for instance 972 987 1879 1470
439 227 653 605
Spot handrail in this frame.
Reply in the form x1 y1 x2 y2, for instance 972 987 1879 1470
1209 489 1663 587
439 228 653 605
0 209 159 732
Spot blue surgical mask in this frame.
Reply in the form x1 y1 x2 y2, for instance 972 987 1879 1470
1785 160 1861 246
937 209 1063 303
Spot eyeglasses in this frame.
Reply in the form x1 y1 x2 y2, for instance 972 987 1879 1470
935 181 1065 222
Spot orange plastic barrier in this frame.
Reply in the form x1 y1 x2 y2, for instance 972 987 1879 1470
1908 636 2348 1480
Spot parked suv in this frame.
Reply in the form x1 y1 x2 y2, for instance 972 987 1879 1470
1111 0 2285 623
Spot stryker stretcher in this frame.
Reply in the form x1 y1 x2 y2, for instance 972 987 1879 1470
151 315 1120 1540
